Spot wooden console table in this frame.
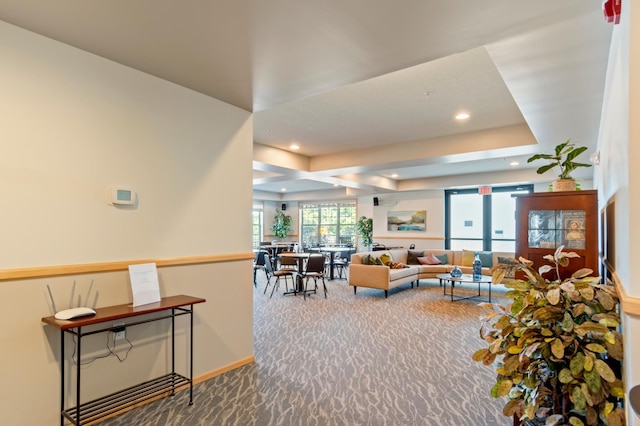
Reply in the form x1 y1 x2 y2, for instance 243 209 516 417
42 295 206 426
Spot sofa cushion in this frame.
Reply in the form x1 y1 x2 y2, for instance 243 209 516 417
389 267 416 281
435 253 449 264
406 250 424 265
477 251 493 268
417 253 441 265
416 265 449 274
461 249 475 266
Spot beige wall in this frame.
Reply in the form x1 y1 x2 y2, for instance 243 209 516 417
366 191 445 250
0 21 253 425
595 3 640 425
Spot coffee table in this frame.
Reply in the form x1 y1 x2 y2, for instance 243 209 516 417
436 273 493 302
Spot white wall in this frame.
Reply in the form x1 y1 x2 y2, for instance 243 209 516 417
0 21 253 425
594 3 639 424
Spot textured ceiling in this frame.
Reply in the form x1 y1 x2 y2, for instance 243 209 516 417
0 1 613 197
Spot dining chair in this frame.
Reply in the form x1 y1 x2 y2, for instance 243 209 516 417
253 250 270 287
278 252 299 272
262 255 295 298
300 254 327 299
332 250 350 280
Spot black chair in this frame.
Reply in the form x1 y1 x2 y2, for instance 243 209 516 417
300 254 327 299
332 250 350 280
262 255 295 298
253 250 270 286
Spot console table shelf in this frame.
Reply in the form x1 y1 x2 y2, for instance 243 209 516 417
42 295 206 426
64 372 190 425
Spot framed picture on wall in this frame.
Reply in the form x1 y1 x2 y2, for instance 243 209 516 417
387 210 426 231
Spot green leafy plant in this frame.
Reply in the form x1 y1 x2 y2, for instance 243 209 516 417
271 208 292 239
473 247 624 426
356 216 373 248
527 139 592 180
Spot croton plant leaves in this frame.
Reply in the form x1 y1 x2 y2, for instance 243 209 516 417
472 248 624 425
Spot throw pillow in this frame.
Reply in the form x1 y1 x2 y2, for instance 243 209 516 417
461 249 475 266
407 250 425 265
417 254 441 265
363 255 378 265
380 252 393 265
375 257 385 266
497 256 516 265
497 256 517 278
478 251 493 268
435 253 449 264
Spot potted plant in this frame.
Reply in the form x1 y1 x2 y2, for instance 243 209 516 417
356 216 373 250
472 247 624 426
271 208 292 239
527 139 592 191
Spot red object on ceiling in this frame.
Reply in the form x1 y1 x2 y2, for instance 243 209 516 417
603 0 622 25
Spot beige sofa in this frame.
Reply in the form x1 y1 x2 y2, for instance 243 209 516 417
349 248 514 297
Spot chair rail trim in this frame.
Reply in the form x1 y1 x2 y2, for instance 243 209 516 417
0 252 255 281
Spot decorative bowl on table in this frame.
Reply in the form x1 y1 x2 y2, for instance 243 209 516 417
450 266 462 278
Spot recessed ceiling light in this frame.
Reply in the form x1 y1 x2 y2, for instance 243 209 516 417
280 188 287 192
455 113 470 120
510 161 520 166
391 173 398 178
333 183 339 187
290 144 300 150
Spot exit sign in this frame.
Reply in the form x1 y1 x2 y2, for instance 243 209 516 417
478 186 492 195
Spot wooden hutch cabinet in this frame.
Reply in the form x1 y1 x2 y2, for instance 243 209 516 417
514 190 598 279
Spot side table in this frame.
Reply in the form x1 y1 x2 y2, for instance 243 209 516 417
42 295 206 426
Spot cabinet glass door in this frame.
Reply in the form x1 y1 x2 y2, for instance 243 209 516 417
528 210 586 249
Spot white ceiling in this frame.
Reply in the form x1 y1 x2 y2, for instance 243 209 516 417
0 1 613 198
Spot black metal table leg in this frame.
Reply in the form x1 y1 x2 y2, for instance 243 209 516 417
60 330 65 426
171 308 175 396
189 306 194 405
76 327 81 426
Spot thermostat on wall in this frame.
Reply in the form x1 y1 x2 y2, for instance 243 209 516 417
107 186 137 206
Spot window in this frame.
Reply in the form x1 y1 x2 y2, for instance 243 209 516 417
445 185 532 252
300 201 356 247
252 206 262 249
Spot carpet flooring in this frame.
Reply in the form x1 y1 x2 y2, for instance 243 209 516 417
100 274 510 426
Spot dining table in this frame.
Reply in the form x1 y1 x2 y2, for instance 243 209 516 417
313 247 354 280
277 252 311 295
262 244 294 268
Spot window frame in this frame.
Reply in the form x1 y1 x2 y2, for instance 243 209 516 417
300 200 357 247
444 185 533 251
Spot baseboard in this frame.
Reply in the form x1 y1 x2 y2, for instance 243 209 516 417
194 356 256 384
